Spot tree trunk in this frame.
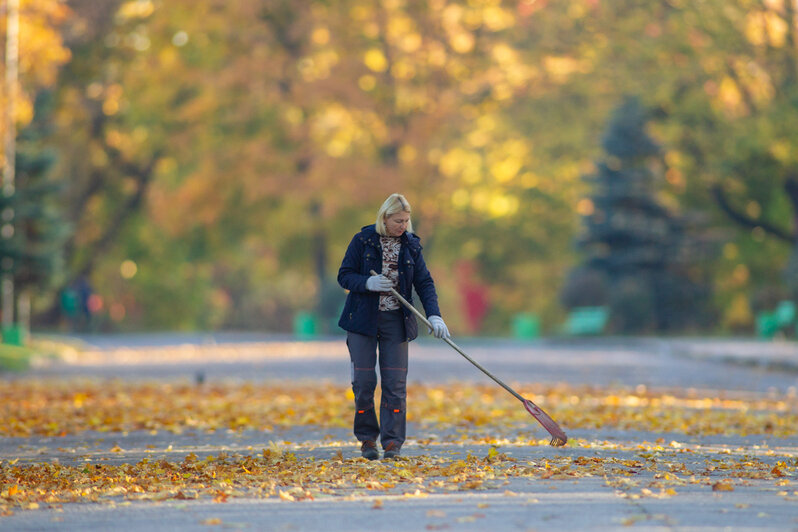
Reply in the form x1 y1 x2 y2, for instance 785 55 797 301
311 200 327 310
34 151 161 327
786 174 798 245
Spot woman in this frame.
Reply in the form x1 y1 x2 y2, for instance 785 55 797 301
338 193 449 460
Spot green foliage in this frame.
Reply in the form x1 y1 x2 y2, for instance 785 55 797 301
0 93 68 303
14 0 797 334
565 97 710 333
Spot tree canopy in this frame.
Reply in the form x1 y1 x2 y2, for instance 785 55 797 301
2 0 796 334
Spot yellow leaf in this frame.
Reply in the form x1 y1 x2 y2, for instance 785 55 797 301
712 481 734 492
73 392 88 408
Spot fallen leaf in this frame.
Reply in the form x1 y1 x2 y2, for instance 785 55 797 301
712 481 734 492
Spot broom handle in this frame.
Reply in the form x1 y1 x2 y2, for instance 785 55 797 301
369 270 526 404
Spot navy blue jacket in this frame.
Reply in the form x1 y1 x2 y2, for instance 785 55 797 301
337 225 441 341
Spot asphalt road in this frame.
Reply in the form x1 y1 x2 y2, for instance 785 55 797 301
26 333 798 393
2 334 798 531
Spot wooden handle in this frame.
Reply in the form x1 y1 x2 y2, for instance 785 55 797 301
370 270 565 444
369 269 433 329
369 270 525 402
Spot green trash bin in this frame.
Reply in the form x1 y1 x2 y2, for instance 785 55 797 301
563 306 609 336
2 324 26 347
774 301 796 328
293 312 318 339
756 312 778 339
512 313 540 339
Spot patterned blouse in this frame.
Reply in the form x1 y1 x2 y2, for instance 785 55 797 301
379 236 401 311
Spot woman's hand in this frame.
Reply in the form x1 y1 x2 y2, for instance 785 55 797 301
366 274 393 292
427 315 450 338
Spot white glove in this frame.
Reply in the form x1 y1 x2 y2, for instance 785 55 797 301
366 274 393 292
427 315 450 338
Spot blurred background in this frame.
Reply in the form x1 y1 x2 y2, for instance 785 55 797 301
1 0 797 341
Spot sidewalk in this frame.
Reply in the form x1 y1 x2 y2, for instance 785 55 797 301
3 334 798 531
669 338 798 372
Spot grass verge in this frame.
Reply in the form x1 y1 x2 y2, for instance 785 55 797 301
0 344 35 371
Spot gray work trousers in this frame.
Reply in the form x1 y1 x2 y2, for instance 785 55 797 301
347 309 408 449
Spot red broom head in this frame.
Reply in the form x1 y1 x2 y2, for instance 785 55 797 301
523 399 567 447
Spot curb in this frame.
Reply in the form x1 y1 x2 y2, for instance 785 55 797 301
670 339 798 373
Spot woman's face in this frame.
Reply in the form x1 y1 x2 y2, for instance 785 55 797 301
385 212 410 237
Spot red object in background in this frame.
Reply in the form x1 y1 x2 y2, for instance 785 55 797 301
87 294 104 313
455 261 489 334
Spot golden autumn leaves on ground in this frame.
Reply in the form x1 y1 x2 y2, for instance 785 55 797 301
2 447 795 513
1 380 797 516
2 380 796 438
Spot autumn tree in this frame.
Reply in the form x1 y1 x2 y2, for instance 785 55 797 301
0 0 71 326
508 0 798 331
23 0 795 333
657 0 798 323
40 0 583 331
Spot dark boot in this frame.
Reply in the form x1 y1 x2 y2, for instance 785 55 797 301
383 441 401 459
361 440 379 460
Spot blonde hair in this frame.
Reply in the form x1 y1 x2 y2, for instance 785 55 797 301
375 193 413 236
